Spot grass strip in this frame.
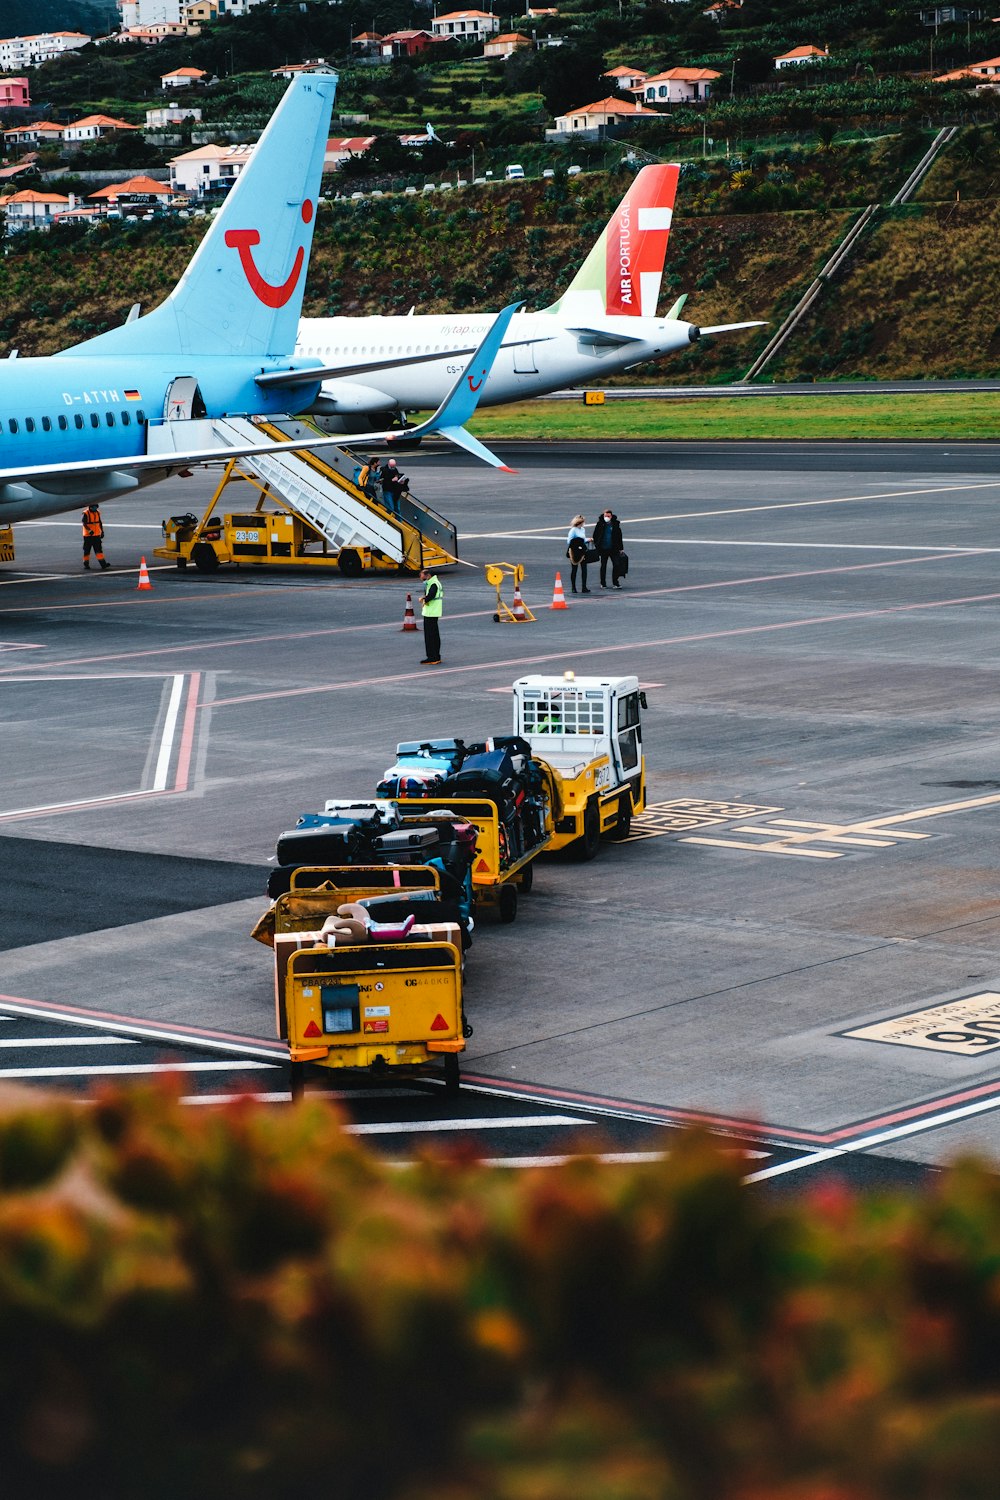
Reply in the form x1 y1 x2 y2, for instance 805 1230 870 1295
466 392 1000 442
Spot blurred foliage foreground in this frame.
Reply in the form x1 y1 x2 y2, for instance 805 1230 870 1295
2 1081 1000 1498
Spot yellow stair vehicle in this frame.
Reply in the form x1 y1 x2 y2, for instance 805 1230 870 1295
513 673 647 858
154 415 457 577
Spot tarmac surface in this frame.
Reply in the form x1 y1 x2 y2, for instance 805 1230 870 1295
6 437 1000 1172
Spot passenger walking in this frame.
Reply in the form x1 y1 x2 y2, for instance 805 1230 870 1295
365 456 384 505
383 458 408 515
566 513 591 594
592 507 624 589
419 566 443 665
81 503 110 570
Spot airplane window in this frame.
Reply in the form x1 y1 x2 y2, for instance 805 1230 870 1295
137 410 146 424
58 415 67 430
121 411 130 426
90 413 100 429
8 419 17 434
42 416 51 432
25 418 35 433
74 414 84 429
106 412 115 427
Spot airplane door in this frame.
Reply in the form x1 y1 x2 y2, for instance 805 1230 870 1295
163 376 207 421
513 342 538 375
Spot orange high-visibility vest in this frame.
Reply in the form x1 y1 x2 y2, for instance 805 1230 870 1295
82 508 102 537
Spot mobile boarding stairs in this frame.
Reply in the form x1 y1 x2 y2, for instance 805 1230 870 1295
149 413 457 576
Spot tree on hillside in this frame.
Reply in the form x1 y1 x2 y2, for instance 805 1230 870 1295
503 40 608 116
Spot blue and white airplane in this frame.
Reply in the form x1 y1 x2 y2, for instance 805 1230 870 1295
0 74 514 531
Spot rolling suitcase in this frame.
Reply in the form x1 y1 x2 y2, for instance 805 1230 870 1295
274 823 371 868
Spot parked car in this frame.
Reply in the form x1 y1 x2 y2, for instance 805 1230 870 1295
505 163 524 180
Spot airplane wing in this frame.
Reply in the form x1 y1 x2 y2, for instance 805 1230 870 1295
255 334 555 389
0 305 520 503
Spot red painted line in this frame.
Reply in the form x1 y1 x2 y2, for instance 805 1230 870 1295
173 670 201 792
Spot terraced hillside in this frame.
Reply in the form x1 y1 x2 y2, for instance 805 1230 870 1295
1 126 997 382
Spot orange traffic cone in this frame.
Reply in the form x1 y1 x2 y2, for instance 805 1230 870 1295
512 582 527 621
551 571 568 610
137 557 152 591
401 592 418 632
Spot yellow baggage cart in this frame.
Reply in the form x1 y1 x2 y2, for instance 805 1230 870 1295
284 939 466 1095
394 796 552 925
251 864 441 947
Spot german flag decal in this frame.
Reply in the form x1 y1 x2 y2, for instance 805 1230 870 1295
124 389 142 401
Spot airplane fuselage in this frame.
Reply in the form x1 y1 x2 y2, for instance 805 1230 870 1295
0 353 322 521
296 310 697 418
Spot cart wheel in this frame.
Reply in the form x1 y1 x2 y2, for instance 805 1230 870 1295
493 613 500 623
338 549 363 577
499 884 518 923
609 795 632 841
463 1019 474 1039
575 799 601 861
192 541 220 573
176 557 188 570
444 1053 461 1096
518 863 534 893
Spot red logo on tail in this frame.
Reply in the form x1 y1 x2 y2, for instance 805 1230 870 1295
225 200 313 309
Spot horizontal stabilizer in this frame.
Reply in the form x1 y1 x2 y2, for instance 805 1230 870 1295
697 321 767 336
567 326 644 348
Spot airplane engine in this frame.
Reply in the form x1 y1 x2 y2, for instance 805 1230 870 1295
309 381 400 417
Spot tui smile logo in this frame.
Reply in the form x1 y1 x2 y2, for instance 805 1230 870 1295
225 200 314 308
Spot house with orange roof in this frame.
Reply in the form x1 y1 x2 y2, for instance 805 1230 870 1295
168 141 253 196
161 65 207 88
325 136 376 168
89 175 175 214
271 58 338 78
64 114 139 142
774 44 830 68
641 66 721 103
2 120 66 146
0 31 90 70
431 9 501 40
604 64 647 91
935 54 1000 83
549 95 660 136
379 29 437 58
350 30 383 56
1 187 70 228
484 31 532 57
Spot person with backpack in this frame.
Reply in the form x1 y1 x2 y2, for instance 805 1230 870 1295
592 507 624 589
566 513 591 594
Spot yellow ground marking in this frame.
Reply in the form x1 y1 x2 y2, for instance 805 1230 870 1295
682 789 1000 859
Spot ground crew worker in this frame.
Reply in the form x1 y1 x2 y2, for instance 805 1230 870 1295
419 567 443 665
81 503 110 570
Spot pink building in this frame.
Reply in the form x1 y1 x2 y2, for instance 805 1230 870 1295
0 77 29 109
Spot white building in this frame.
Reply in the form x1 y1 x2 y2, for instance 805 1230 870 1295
774 45 829 68
0 187 69 228
431 9 501 40
63 114 138 142
0 32 91 70
168 141 253 195
640 67 720 103
146 103 203 126
161 65 208 88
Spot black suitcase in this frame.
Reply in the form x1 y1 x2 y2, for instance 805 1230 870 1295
274 823 370 867
374 827 440 855
613 550 629 582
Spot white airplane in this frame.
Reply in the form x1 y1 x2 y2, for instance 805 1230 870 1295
295 164 763 444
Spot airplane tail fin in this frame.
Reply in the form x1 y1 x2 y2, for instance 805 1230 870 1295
73 74 337 362
545 162 679 321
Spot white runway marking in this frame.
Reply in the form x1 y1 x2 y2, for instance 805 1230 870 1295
153 673 185 790
0 1036 139 1049
345 1114 591 1135
0 1061 276 1079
